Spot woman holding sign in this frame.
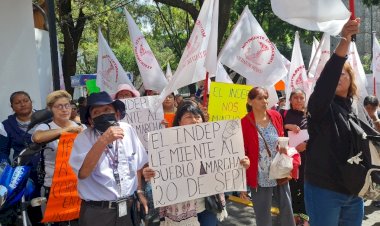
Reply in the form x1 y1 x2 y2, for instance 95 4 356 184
143 101 250 226
280 88 308 226
241 87 296 226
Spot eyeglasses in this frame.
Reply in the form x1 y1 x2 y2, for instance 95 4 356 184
53 103 72 110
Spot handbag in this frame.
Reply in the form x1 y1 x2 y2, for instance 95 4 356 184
247 115 292 185
205 194 224 214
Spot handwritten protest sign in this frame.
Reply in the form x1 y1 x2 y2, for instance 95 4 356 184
42 133 81 222
148 120 247 208
120 96 164 148
208 82 253 121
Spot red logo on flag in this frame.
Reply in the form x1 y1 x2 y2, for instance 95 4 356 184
135 36 153 70
290 65 306 90
101 54 119 83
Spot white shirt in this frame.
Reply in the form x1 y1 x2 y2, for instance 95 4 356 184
33 120 80 187
69 122 148 201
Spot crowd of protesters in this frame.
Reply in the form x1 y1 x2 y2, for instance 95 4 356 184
0 18 378 226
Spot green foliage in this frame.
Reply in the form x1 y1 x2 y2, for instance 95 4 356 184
361 53 372 74
363 0 380 6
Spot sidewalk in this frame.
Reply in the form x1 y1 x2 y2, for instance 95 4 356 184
220 197 380 226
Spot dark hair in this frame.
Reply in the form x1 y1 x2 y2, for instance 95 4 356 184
289 88 306 110
246 87 268 112
78 97 86 105
10 91 31 105
364 95 379 107
173 100 205 127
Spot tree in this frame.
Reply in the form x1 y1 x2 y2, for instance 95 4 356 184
363 0 380 6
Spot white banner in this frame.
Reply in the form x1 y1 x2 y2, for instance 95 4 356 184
308 33 330 83
271 0 350 36
214 62 232 84
219 6 287 87
309 37 319 68
96 28 137 96
286 32 308 106
165 63 173 81
124 9 168 92
155 0 218 109
120 96 164 149
148 120 246 207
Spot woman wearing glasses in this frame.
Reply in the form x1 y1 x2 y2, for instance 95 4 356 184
32 90 84 199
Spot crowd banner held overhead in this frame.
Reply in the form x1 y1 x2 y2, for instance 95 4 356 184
286 31 308 107
218 6 287 87
124 9 168 92
148 120 247 208
42 133 81 223
271 0 350 36
120 96 164 149
154 0 218 110
96 28 138 96
208 82 252 121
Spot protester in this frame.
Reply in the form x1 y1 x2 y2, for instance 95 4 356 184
163 93 176 128
241 87 295 226
143 101 250 226
69 91 148 226
174 94 183 107
70 101 81 124
363 95 380 132
280 89 308 225
304 19 364 225
363 95 380 208
112 83 140 100
78 96 87 124
145 89 159 96
32 90 84 200
0 91 43 226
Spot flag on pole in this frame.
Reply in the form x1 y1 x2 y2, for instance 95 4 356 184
309 37 319 68
308 33 330 81
286 31 308 106
218 6 287 87
348 42 368 99
204 0 219 75
165 63 173 81
154 0 218 109
96 28 137 95
124 9 168 92
373 34 380 82
271 0 350 36
214 62 233 84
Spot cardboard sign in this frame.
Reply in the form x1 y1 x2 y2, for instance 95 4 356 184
148 120 247 208
42 133 81 222
208 82 252 121
120 96 164 149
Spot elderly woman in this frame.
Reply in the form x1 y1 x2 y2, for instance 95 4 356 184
304 19 363 225
241 87 295 226
32 90 84 198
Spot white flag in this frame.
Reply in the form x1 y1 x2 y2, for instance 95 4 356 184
219 6 287 87
124 9 168 92
155 0 218 109
348 42 368 99
204 0 219 75
96 29 137 95
214 62 232 84
309 33 330 82
372 34 380 82
286 31 308 106
271 0 350 36
309 37 319 68
165 63 173 81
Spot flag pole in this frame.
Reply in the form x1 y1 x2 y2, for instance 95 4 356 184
349 0 356 42
203 72 209 107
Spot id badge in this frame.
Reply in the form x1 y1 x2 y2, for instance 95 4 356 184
117 200 127 217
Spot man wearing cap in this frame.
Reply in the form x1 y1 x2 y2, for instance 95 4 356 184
69 91 148 226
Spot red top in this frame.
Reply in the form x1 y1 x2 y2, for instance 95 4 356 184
241 110 284 188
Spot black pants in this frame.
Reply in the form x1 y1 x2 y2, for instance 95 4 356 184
79 200 133 226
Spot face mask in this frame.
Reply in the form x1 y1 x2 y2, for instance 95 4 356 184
93 113 118 133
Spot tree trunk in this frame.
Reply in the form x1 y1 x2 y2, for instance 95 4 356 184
57 0 87 95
